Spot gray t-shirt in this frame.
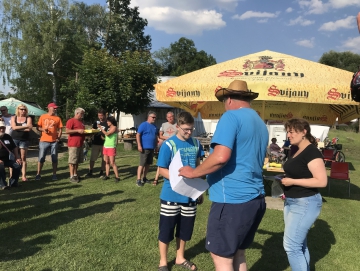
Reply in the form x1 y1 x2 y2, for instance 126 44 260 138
160 122 177 138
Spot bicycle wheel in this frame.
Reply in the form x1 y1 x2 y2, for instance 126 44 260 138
335 151 345 162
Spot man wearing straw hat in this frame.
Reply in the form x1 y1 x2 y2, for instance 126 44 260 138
179 80 268 271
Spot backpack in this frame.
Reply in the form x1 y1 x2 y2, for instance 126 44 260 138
350 68 360 102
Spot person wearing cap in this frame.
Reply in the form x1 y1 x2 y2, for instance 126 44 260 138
36 102 63 181
179 80 268 271
0 120 22 190
65 108 86 183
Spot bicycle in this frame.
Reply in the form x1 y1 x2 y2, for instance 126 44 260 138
321 137 345 162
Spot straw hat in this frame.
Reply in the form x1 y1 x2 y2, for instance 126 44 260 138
215 80 259 101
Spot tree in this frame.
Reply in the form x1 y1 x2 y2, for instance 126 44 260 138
105 0 151 56
63 49 158 122
0 0 154 119
153 37 217 76
319 50 360 72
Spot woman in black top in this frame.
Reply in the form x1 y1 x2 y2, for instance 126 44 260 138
11 104 33 181
281 118 327 271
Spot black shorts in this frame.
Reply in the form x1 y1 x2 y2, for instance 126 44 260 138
158 200 197 243
205 195 266 257
139 149 154 166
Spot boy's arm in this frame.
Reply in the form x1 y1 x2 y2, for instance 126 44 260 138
159 167 169 180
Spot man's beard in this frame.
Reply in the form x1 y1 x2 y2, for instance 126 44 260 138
0 132 5 138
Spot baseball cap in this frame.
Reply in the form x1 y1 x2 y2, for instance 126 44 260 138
0 121 5 127
48 103 58 109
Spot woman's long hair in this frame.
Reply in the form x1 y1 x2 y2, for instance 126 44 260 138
15 104 29 117
284 118 316 145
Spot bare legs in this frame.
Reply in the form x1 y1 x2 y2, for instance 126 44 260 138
104 155 119 178
68 163 78 177
211 250 247 271
159 238 196 270
19 148 27 180
137 164 150 180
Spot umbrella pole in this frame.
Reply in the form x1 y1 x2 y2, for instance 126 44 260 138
262 101 265 123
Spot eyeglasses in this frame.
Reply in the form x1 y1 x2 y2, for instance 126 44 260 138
19 108 26 111
150 116 156 119
179 126 195 133
0 109 7 112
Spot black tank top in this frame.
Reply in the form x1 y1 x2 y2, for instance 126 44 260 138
11 116 30 141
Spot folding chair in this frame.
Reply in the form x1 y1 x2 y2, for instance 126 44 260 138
329 162 350 197
322 149 334 164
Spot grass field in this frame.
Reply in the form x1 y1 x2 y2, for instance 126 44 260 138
0 129 360 271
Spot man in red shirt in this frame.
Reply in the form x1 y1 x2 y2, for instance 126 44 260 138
66 108 85 183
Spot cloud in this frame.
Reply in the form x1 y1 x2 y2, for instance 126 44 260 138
130 0 238 35
132 0 240 11
298 0 328 14
289 16 315 26
232 11 280 20
140 7 226 35
329 0 360 9
297 0 360 14
295 37 315 48
319 16 355 31
341 36 360 53
286 7 293 13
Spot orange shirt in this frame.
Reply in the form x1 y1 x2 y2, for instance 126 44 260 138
38 114 63 142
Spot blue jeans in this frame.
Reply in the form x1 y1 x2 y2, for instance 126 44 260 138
38 141 58 163
283 193 322 271
0 160 21 188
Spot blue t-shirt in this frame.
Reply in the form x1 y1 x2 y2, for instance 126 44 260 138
157 136 204 203
207 108 269 203
137 121 157 149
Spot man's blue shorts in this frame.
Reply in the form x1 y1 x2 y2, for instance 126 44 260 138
205 195 266 257
158 200 197 244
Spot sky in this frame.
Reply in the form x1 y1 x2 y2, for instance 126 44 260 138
3 0 360 94
82 0 360 64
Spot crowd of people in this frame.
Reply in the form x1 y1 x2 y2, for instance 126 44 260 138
0 80 328 271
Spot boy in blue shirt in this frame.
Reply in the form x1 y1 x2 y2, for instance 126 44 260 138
156 112 204 271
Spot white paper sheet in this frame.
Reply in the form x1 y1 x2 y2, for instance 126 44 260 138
169 150 209 200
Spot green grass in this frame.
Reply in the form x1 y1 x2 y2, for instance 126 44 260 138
1 130 360 271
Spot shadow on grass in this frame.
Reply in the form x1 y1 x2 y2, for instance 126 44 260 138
250 219 335 271
0 191 134 262
0 183 79 201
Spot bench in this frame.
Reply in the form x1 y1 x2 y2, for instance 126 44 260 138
123 138 136 151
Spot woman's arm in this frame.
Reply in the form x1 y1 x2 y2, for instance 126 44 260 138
11 116 30 131
23 117 33 131
281 158 328 188
99 125 116 136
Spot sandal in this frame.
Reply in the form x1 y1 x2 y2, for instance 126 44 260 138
153 180 158 186
158 266 169 271
175 260 197 271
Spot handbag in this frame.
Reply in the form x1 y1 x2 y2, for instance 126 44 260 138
0 139 16 161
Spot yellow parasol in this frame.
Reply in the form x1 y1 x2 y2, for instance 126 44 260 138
155 50 360 125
